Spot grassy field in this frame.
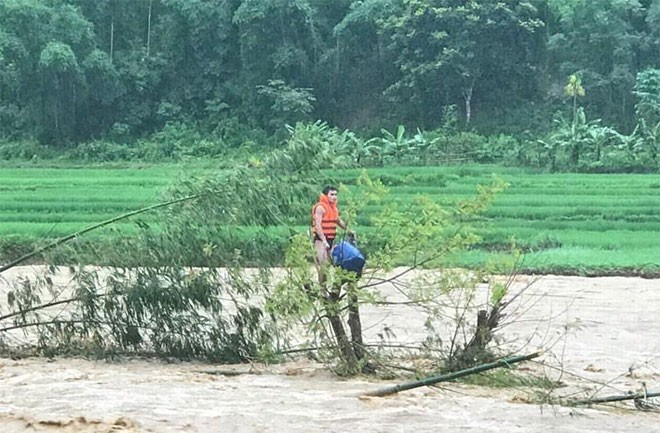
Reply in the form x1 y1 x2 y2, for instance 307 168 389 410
336 166 660 274
0 164 658 275
0 165 194 237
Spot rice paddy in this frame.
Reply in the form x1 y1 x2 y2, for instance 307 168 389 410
0 165 185 237
1 164 658 275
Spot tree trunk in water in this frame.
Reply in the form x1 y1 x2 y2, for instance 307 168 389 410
347 290 364 361
324 290 357 373
450 305 501 370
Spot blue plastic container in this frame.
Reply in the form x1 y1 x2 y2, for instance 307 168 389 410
332 241 366 274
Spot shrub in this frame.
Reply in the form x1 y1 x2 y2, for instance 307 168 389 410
0 139 58 161
69 140 137 162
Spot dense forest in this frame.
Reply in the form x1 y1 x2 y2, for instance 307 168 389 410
0 0 659 170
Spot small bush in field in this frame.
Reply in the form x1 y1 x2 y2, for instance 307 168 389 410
0 140 58 161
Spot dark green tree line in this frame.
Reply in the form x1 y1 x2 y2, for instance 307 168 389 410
1 0 660 146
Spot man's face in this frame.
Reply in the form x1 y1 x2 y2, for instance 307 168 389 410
327 190 338 203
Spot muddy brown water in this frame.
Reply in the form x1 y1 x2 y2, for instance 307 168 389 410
0 268 658 432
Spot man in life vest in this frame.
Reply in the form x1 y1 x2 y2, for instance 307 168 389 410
312 186 368 367
312 185 347 277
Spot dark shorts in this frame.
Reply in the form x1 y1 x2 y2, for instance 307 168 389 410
313 234 334 247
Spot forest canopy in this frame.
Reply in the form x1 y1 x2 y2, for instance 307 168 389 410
0 0 659 154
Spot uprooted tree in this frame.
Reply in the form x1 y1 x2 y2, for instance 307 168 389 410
0 121 527 377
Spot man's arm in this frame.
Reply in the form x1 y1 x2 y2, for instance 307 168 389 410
314 206 330 248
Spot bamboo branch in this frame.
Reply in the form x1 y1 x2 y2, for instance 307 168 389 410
571 391 660 406
358 229 466 290
0 194 201 274
0 318 92 333
362 351 543 397
0 295 107 322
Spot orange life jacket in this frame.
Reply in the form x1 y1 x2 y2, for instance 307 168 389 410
311 194 339 241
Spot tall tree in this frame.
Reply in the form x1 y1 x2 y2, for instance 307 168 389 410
38 42 83 144
0 28 26 136
547 0 646 131
382 0 545 127
81 49 121 136
0 0 96 143
233 0 322 126
154 0 240 125
326 0 400 128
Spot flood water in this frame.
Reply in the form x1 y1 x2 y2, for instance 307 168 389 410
1 269 658 432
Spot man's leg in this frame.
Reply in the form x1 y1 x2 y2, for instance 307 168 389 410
313 239 330 285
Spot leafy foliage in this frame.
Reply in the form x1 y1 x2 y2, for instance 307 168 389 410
634 68 660 126
266 168 514 373
0 122 356 361
256 79 317 130
381 0 544 126
0 0 659 149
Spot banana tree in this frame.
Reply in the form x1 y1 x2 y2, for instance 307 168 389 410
546 107 616 169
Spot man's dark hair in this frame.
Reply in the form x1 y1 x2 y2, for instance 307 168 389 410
322 185 338 195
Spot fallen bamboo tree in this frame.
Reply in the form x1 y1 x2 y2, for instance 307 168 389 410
571 389 660 408
362 351 543 397
0 194 201 275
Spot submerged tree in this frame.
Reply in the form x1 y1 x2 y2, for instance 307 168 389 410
265 162 516 374
1 121 525 376
0 121 350 360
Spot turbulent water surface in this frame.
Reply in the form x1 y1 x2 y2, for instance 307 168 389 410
0 269 658 433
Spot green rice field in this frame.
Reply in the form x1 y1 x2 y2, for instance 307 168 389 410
337 166 660 274
0 164 658 275
0 166 178 237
